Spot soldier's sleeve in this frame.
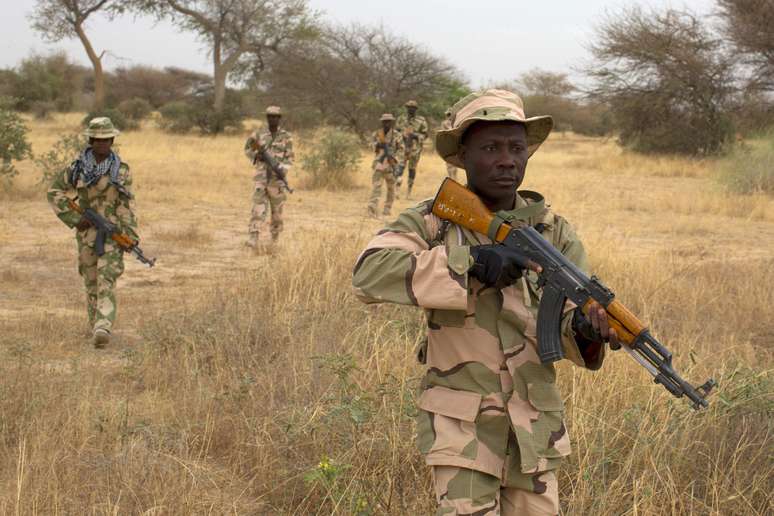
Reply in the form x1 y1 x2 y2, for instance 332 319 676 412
553 215 606 370
282 133 294 169
419 117 429 140
115 164 139 241
395 133 406 167
353 202 469 310
244 133 259 163
46 167 81 229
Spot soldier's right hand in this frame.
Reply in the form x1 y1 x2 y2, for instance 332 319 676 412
75 218 92 232
469 244 541 289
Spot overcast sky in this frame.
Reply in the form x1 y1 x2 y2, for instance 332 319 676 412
4 0 716 88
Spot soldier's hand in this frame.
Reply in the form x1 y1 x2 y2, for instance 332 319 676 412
75 218 92 232
573 301 620 350
469 244 542 289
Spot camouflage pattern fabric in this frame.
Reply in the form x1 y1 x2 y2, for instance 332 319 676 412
244 127 294 242
48 153 137 333
440 119 459 181
395 113 429 187
368 127 405 216
352 193 604 490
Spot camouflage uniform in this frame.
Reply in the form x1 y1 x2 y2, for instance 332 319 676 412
395 103 429 195
440 117 458 180
47 118 137 337
368 121 405 217
244 122 294 244
353 90 603 515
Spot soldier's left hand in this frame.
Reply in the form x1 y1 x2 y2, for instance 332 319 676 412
576 301 621 350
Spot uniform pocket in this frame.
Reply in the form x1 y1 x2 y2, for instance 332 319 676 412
526 382 564 412
417 386 482 421
428 308 467 328
416 386 483 457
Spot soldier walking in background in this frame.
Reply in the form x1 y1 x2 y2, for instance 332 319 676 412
440 109 459 180
367 113 405 218
244 106 294 250
394 99 428 199
353 90 620 515
47 117 139 348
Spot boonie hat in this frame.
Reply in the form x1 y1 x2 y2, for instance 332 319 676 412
84 117 120 138
404 100 418 108
380 113 395 121
265 106 282 115
435 89 553 168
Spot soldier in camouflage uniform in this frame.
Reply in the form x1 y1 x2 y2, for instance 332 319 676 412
440 109 458 181
368 113 405 218
394 99 429 199
353 90 620 515
244 105 294 249
47 117 138 348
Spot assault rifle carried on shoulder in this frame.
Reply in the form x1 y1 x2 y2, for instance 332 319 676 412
252 143 293 193
67 199 156 267
431 178 716 410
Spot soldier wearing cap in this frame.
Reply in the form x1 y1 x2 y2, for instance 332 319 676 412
244 105 295 249
367 113 405 218
439 109 459 180
394 99 429 199
353 90 619 515
47 117 139 348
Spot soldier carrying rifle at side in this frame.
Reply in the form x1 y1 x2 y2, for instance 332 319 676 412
394 99 428 199
244 105 295 251
47 117 153 348
367 113 405 218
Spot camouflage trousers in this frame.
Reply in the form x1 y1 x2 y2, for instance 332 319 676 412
77 235 124 333
368 167 396 216
433 466 558 516
249 181 286 242
396 150 422 188
446 162 458 181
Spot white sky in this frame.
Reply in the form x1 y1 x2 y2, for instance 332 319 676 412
3 0 716 88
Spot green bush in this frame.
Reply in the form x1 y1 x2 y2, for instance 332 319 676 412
158 101 195 133
82 108 138 131
301 128 362 190
30 100 55 120
0 97 32 185
34 133 87 186
117 97 153 122
716 131 774 195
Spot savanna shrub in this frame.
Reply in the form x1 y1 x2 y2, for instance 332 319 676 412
34 133 87 186
30 100 56 120
117 97 153 122
716 131 774 195
301 128 362 189
158 101 195 133
0 97 32 185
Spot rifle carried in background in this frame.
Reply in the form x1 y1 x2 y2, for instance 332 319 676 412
431 178 716 410
67 199 156 267
252 142 293 193
376 131 397 166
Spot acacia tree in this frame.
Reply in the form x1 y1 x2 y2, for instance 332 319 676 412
30 0 119 110
586 7 735 154
717 0 774 92
138 0 317 113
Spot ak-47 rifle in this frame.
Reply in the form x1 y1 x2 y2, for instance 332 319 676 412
252 141 293 193
67 199 156 267
431 178 716 409
376 131 397 166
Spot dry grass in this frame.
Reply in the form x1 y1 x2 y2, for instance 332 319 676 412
0 116 772 514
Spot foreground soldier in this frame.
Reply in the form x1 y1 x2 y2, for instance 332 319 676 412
47 117 138 348
367 113 405 218
353 90 619 515
244 105 294 249
394 99 428 199
440 109 459 180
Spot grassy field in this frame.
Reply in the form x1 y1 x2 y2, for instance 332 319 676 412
0 114 772 515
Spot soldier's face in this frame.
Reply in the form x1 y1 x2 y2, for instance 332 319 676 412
267 114 281 129
459 121 529 208
382 120 393 132
90 137 113 158
407 107 417 117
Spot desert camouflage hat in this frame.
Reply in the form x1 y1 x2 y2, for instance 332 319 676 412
265 106 282 116
84 117 120 138
435 89 553 168
404 100 418 108
380 113 395 121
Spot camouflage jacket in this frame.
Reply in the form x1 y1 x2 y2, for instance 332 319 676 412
395 114 429 153
47 151 138 247
371 128 406 171
244 128 294 184
352 192 605 478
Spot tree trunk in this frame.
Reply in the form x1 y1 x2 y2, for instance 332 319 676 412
74 22 105 110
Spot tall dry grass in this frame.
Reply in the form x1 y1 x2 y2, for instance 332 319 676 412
0 115 772 514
